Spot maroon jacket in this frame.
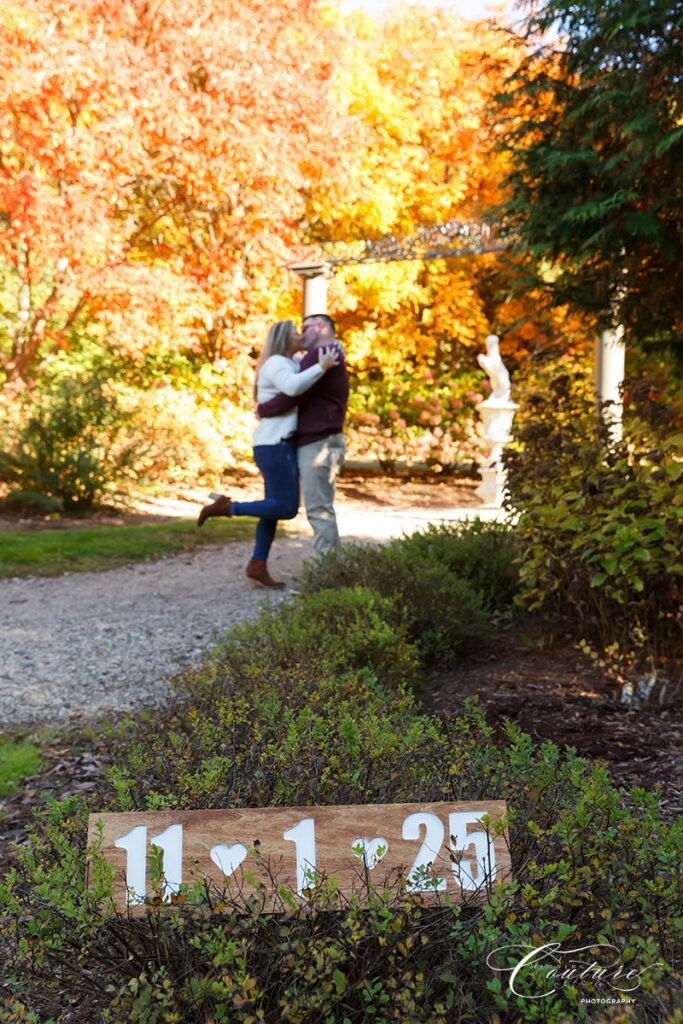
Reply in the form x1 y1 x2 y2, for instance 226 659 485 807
257 344 349 448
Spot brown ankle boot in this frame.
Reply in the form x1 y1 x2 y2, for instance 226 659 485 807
197 494 233 527
246 559 285 589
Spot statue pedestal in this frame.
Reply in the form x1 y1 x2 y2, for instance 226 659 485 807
475 399 519 508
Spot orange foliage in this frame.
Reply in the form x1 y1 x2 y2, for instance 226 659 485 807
0 1 596 484
0 0 342 381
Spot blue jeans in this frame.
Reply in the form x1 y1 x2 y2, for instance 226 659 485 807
232 439 299 561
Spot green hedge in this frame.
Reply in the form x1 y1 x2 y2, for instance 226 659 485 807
200 586 420 696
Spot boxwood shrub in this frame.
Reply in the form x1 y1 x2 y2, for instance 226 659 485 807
302 520 519 613
200 585 420 697
300 541 495 669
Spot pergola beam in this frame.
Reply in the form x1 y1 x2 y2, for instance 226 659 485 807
319 221 504 266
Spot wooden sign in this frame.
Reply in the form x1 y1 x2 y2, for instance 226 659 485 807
87 800 510 911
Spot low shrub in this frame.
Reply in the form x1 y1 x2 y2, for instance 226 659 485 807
1 702 680 1023
201 586 420 696
0 520 679 1022
0 373 142 511
301 539 493 668
105 678 444 812
396 520 519 612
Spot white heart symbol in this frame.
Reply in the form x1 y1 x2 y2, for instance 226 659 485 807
352 836 388 870
210 842 248 877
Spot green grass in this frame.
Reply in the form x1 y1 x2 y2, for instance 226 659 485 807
0 739 42 797
0 518 265 577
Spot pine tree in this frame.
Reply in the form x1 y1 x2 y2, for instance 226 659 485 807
497 0 683 350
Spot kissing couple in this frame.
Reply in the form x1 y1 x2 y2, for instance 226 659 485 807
198 314 349 588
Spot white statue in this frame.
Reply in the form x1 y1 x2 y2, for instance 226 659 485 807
477 334 511 403
475 334 518 507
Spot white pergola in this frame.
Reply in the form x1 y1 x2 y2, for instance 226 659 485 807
290 222 626 431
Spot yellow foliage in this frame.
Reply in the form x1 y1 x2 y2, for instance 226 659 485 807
308 9 526 389
117 383 255 486
305 6 595 405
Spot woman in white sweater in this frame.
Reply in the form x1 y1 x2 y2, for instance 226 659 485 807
197 320 338 588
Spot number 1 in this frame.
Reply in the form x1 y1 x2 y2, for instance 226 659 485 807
283 818 317 894
115 825 147 904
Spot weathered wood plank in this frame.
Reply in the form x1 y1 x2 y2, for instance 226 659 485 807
87 800 510 911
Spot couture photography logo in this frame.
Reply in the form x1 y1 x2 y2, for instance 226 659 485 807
486 941 665 1004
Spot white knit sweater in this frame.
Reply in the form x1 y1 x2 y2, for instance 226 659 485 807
251 355 324 446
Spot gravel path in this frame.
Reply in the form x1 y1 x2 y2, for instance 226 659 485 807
0 537 312 730
1 504 502 731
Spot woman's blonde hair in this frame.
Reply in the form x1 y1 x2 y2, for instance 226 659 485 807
254 320 296 400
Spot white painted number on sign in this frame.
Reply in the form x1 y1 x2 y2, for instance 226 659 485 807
114 823 183 904
402 812 447 892
283 817 317 894
111 809 497 904
114 824 147 904
448 811 496 891
150 823 183 901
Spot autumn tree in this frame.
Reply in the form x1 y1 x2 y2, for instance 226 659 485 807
300 7 590 469
0 0 343 386
310 8 507 364
1 0 606 495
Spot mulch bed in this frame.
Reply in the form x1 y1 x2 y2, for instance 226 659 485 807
336 472 480 510
422 629 683 822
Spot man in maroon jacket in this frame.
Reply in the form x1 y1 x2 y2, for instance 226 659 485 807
257 313 349 555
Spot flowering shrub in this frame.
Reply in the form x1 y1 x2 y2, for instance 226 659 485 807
117 382 255 489
346 369 486 472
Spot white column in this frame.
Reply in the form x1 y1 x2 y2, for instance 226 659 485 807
595 326 626 440
304 274 328 317
289 261 331 319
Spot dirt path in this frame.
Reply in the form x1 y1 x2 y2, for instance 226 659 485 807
1 481 501 731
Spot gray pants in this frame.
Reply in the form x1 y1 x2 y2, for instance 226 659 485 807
297 433 345 556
